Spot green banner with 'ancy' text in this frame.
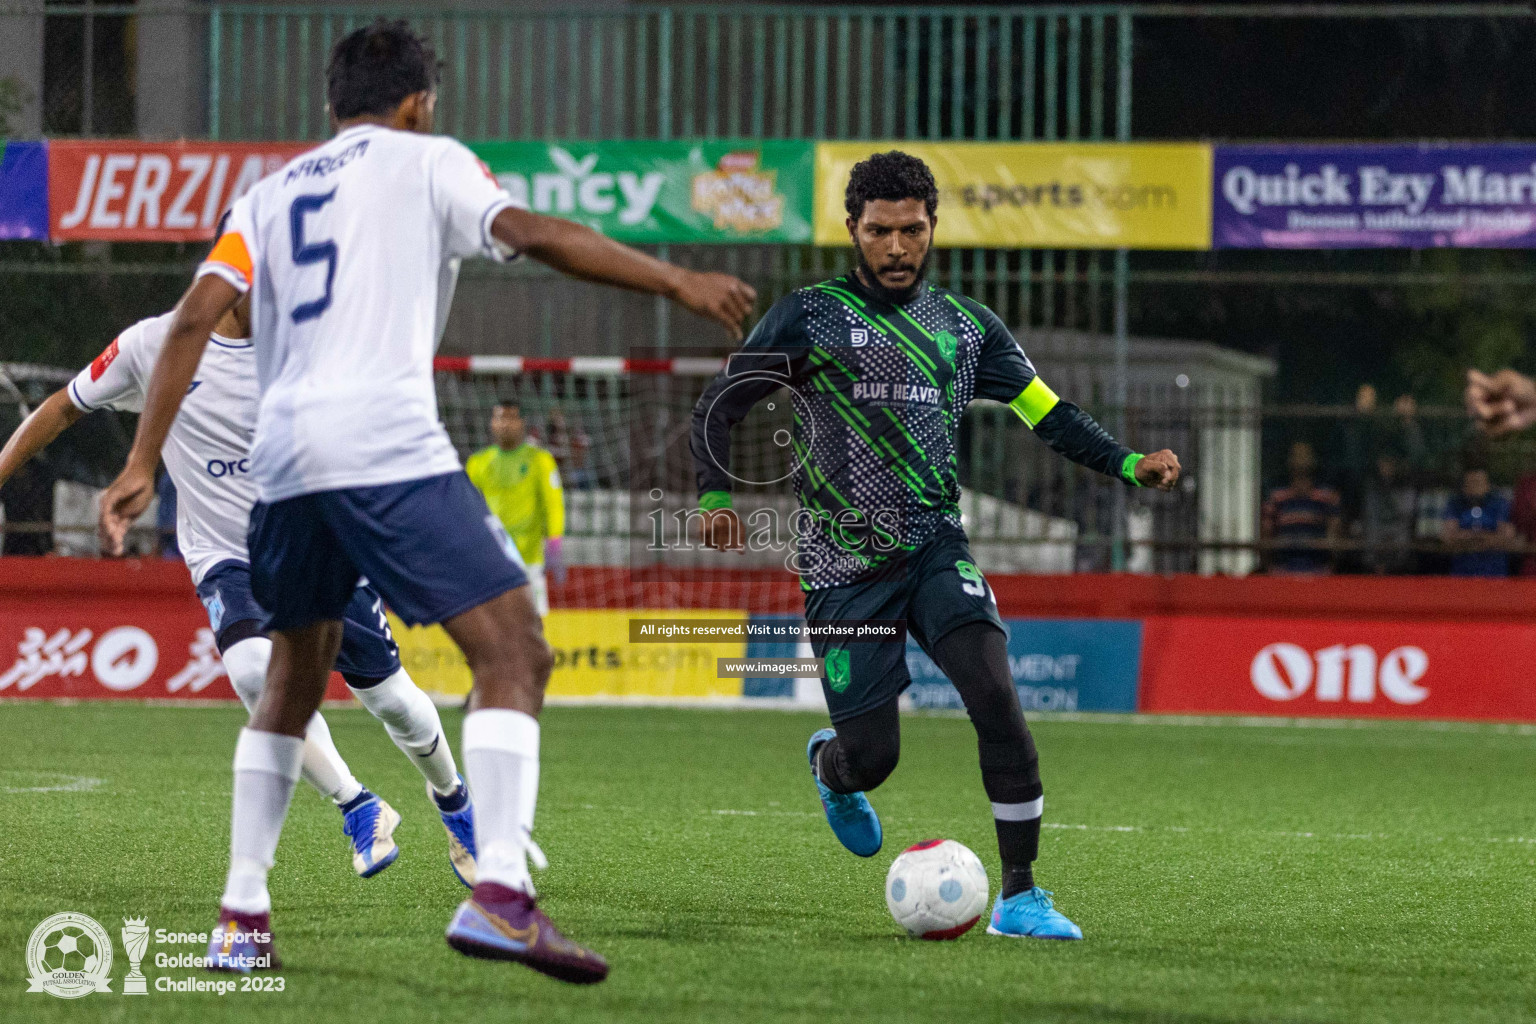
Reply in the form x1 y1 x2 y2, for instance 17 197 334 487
469 140 815 244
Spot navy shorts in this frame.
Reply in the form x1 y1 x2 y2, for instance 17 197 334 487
196 559 402 682
802 524 1006 723
248 471 527 632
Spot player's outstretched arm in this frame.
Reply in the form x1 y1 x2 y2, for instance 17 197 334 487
98 275 240 554
0 389 85 489
490 207 756 340
1467 369 1536 436
1032 401 1182 492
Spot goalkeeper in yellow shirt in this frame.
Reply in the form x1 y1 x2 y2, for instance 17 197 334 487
465 402 565 615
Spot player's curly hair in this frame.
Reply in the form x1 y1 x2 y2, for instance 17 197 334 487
327 20 441 120
844 150 939 221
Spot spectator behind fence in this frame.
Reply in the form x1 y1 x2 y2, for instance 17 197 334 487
1513 470 1536 576
1441 465 1514 577
545 406 595 489
1261 441 1342 574
0 459 55 555
1358 450 1418 574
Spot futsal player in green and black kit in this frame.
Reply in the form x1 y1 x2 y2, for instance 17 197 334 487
691 151 1181 940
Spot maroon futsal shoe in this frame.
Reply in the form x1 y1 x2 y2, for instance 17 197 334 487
445 882 609 984
206 907 282 973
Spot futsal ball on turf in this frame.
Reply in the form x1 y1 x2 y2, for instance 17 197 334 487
885 839 989 939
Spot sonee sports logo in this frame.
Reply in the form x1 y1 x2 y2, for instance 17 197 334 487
1250 643 1429 705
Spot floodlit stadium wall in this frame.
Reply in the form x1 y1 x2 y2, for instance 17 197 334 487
5 558 1536 725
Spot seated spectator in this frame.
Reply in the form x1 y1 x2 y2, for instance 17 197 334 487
1358 450 1417 574
1440 465 1514 577
1513 470 1536 576
0 460 55 555
1262 441 1342 574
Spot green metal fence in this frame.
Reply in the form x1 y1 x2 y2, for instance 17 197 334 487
205 5 1137 342
208 6 1133 144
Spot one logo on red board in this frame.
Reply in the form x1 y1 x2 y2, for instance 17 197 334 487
89 338 120 382
1250 642 1429 706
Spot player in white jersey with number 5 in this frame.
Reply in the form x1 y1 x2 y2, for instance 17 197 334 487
0 295 481 889
100 20 756 983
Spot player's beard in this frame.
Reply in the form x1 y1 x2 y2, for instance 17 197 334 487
853 243 932 306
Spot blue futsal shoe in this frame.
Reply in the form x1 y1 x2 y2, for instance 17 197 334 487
432 776 477 888
340 790 401 878
986 887 1083 940
806 728 882 857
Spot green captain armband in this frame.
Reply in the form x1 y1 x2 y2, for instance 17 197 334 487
699 490 734 511
1008 377 1061 429
1121 453 1146 487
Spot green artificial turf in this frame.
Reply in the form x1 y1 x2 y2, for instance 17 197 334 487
1 701 1533 1023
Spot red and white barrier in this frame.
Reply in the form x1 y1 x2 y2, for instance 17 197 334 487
433 355 725 375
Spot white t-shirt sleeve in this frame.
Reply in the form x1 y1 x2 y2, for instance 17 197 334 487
196 194 259 294
68 323 149 413
431 139 520 262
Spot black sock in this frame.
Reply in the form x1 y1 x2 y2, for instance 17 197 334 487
1001 861 1036 899
997 816 1041 897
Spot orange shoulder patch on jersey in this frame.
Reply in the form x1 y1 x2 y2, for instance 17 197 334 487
90 337 121 381
206 231 254 286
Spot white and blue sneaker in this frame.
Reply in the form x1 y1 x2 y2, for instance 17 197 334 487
432 776 477 888
987 887 1083 940
807 728 882 857
340 790 401 878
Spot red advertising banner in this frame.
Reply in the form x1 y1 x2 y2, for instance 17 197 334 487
0 560 346 701
1140 615 1536 722
47 140 311 242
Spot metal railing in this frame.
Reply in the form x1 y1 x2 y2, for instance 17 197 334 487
9 399 1532 574
14 2 1536 572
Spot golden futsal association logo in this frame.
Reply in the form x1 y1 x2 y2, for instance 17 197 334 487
25 912 114 999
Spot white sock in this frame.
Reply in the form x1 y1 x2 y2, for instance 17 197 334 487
222 729 303 914
300 712 364 806
223 638 363 806
351 669 460 796
462 708 540 892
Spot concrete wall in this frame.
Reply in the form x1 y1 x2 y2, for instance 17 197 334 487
135 0 207 139
0 0 44 136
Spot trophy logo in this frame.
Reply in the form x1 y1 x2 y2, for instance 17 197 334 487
120 917 148 995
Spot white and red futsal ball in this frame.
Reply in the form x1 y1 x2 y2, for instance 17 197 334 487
885 839 989 939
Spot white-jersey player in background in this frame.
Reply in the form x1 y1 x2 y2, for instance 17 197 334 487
100 20 756 983
0 294 481 888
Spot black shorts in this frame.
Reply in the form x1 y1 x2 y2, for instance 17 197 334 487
802 524 1005 723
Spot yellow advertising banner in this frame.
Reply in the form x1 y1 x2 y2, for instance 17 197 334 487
814 142 1212 249
388 609 747 700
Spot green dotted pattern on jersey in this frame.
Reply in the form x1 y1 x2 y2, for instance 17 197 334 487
787 279 989 589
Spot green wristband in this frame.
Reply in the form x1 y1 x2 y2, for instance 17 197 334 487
1121 453 1145 487
699 490 733 510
